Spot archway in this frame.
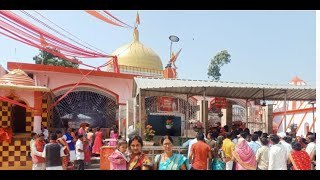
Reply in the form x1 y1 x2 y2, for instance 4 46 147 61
52 86 118 129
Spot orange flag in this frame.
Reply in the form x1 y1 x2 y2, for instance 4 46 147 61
136 12 140 25
169 48 182 63
169 48 182 69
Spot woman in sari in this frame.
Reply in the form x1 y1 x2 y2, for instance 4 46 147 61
92 127 103 156
154 135 188 170
57 130 70 170
78 124 91 165
288 142 311 170
128 135 152 170
212 136 226 170
232 132 257 170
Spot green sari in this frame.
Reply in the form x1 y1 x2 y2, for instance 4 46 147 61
154 153 188 170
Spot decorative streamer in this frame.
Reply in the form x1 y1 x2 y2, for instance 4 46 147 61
84 10 124 27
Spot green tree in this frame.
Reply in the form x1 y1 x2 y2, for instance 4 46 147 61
33 47 79 68
207 50 231 81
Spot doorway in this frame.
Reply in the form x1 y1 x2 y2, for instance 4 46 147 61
12 102 27 133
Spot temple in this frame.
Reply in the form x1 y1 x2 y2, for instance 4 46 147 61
0 27 316 170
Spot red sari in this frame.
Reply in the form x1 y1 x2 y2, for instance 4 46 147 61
78 128 91 162
289 151 311 170
57 138 70 170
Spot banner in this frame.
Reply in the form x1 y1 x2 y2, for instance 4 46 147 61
213 97 227 109
157 97 178 112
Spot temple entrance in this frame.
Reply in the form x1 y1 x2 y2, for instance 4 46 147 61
53 88 118 129
12 101 27 133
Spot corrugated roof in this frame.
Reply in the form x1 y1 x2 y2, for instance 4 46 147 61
133 77 316 101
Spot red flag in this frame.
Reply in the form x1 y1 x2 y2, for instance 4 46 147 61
136 12 140 25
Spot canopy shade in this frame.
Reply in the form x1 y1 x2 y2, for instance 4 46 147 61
133 77 316 101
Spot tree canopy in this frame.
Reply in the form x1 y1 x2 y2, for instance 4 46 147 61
207 50 231 81
33 48 79 68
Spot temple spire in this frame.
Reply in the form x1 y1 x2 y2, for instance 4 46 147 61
133 27 139 42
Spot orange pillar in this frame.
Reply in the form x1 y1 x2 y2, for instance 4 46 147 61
33 91 43 134
100 146 115 170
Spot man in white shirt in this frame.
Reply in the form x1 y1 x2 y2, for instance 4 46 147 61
29 132 37 164
255 137 269 170
76 134 85 170
41 124 49 143
31 134 46 170
268 134 287 170
277 132 292 158
306 135 316 156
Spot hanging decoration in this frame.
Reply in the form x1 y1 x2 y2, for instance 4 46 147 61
85 10 126 28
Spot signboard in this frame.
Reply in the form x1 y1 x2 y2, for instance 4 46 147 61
157 97 178 112
213 97 227 109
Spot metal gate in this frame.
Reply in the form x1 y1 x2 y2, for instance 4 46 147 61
53 89 118 128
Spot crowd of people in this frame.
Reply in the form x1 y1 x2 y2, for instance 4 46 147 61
29 123 119 170
182 123 316 170
108 122 316 170
29 122 316 170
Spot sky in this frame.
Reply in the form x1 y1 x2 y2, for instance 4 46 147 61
0 10 316 86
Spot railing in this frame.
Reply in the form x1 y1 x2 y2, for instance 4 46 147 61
107 64 164 77
142 146 188 160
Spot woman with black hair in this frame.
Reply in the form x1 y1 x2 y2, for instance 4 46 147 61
92 127 103 156
288 142 311 170
154 135 188 170
127 135 152 170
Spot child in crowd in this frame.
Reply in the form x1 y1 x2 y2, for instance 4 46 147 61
108 139 130 170
109 125 119 146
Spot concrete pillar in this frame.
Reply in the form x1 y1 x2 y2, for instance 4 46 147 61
140 96 147 139
119 105 126 138
221 108 227 127
197 101 201 122
33 91 43 134
200 100 208 134
126 100 130 140
133 98 137 130
222 102 233 129
265 104 273 134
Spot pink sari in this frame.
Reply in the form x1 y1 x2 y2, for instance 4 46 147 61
92 131 103 154
109 130 118 146
232 140 257 170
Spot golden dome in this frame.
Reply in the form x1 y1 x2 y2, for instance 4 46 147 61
0 69 35 86
111 28 163 71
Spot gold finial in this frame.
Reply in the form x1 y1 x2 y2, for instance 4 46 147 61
133 27 139 42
